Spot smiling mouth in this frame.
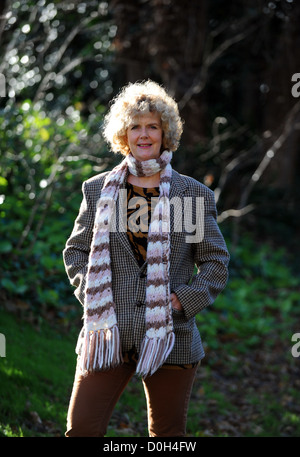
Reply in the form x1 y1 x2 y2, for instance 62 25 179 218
138 144 152 148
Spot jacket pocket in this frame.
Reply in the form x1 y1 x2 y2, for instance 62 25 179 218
172 308 193 333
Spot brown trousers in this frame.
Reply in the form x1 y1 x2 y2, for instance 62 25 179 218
65 359 198 437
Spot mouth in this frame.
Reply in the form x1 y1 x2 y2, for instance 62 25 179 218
137 143 152 148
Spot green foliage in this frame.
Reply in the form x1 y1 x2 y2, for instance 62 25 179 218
0 1 116 110
0 0 121 319
196 236 300 354
0 100 116 320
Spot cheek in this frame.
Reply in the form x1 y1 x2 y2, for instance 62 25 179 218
126 131 135 146
130 130 140 142
153 130 163 143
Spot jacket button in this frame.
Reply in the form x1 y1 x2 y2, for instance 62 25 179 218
136 301 144 307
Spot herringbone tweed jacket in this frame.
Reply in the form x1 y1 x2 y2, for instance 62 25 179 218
63 169 230 365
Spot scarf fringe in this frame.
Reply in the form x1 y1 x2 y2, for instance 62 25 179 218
136 331 175 378
79 325 123 373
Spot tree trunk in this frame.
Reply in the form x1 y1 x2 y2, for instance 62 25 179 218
260 1 300 194
110 0 208 150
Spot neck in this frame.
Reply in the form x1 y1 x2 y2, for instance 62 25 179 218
127 172 160 188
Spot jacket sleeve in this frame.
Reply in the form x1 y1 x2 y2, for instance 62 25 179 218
173 186 230 321
62 181 94 306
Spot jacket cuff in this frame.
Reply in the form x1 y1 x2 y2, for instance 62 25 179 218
172 284 208 321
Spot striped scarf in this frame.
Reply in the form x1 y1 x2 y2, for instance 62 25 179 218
80 150 175 377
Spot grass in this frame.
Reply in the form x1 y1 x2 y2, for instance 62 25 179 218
0 309 78 437
1 237 300 437
1 300 299 438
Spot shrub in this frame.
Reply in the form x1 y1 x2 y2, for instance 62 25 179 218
0 101 116 322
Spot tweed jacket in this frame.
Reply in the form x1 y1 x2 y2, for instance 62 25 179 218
63 168 230 365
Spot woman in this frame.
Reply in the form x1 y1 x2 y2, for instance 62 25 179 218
63 80 229 437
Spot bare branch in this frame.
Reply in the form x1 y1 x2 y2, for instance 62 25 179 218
178 24 257 110
33 11 102 102
217 204 255 223
239 99 300 210
0 3 40 74
228 99 300 248
0 0 10 46
214 138 263 204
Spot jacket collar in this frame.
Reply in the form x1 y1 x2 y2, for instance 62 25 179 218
169 169 187 200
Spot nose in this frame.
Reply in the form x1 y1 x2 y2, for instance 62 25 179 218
139 126 148 138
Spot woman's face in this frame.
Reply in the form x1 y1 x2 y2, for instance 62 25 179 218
126 111 163 161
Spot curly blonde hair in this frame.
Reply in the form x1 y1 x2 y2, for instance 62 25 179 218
102 80 183 155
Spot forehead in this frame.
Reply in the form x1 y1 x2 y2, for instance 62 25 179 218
130 111 161 125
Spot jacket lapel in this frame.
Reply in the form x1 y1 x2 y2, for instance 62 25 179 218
114 180 137 262
113 169 188 262
169 169 187 232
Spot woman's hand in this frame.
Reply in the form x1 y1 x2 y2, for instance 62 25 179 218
170 292 183 312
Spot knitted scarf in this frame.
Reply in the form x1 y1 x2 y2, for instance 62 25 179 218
80 150 175 377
